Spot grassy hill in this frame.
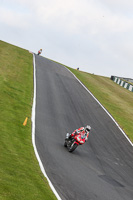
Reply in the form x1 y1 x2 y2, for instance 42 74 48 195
0 40 57 200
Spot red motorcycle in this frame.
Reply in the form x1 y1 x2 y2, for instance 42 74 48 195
37 51 41 55
37 49 42 55
64 132 86 152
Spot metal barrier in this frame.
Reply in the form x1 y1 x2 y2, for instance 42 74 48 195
111 76 133 92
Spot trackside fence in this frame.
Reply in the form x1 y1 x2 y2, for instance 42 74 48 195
111 76 133 92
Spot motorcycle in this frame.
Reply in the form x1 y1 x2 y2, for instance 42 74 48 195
37 51 41 55
37 49 42 55
64 132 86 152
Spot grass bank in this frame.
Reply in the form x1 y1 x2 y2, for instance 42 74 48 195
0 41 57 200
67 67 133 143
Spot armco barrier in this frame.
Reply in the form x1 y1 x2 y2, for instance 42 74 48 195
111 76 133 92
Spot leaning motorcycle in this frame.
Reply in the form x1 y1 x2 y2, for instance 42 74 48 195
37 51 41 55
64 132 86 152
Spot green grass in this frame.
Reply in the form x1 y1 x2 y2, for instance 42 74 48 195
0 40 57 200
67 67 133 142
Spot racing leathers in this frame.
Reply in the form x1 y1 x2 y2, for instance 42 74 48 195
69 127 90 142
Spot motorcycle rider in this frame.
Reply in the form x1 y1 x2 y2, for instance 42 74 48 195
37 48 42 55
66 125 91 142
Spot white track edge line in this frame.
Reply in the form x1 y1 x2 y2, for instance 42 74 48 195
65 67 133 147
31 54 62 200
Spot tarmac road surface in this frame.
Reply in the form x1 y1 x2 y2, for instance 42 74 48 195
35 55 133 200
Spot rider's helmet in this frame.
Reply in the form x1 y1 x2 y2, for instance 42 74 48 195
85 125 91 132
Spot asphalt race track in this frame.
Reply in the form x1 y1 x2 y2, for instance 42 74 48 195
34 55 133 200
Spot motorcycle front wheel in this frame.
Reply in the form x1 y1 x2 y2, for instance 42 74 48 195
68 143 78 152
